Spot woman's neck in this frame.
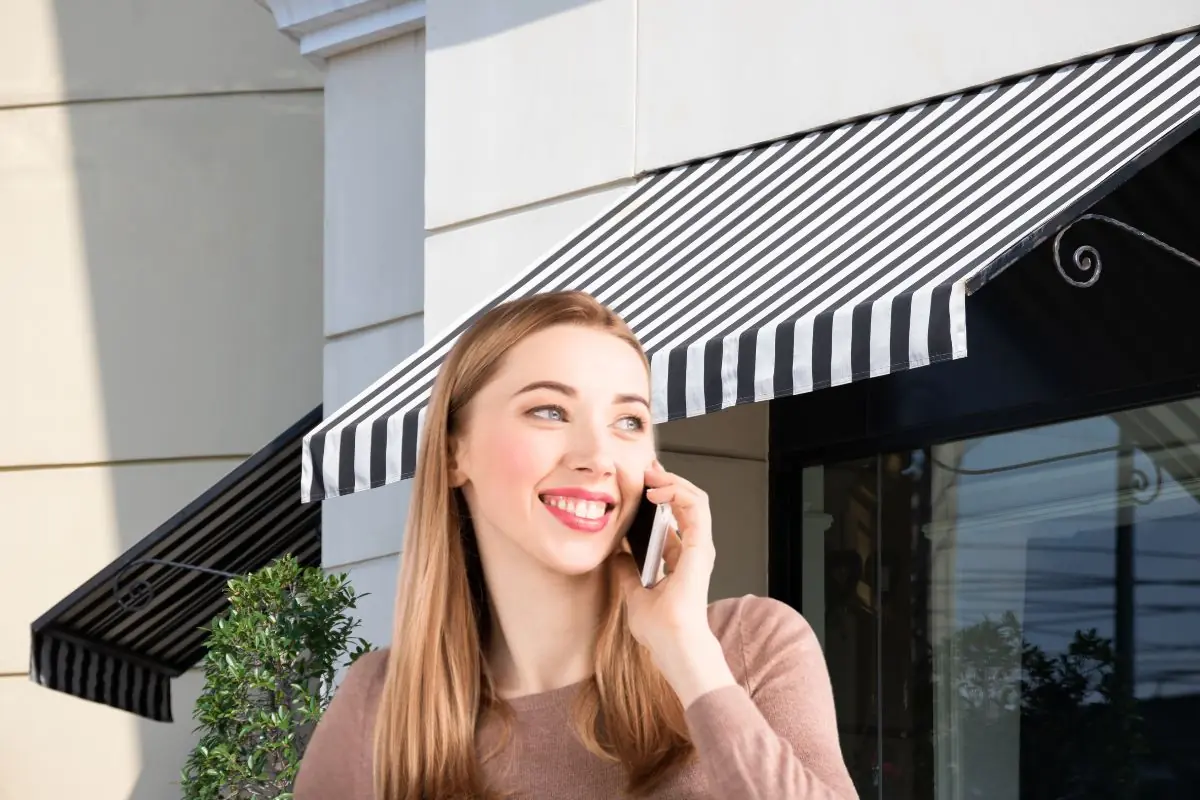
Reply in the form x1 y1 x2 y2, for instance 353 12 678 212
484 561 608 699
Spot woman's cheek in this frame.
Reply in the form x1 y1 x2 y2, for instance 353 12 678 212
488 427 549 483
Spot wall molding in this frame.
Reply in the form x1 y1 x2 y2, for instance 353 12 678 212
255 0 425 63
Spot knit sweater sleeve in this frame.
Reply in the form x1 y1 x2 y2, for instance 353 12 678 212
294 648 388 800
684 596 858 799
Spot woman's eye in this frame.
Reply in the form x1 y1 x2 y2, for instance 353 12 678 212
616 415 646 432
530 405 566 422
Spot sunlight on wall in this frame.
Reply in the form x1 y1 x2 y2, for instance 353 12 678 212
0 0 65 106
0 104 111 468
0 670 207 799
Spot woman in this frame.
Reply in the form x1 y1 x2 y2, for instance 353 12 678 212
295 291 856 799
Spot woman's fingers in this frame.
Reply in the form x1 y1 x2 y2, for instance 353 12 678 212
661 525 683 574
645 480 711 540
645 483 706 514
644 464 715 587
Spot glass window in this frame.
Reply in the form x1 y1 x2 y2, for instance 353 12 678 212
787 397 1200 799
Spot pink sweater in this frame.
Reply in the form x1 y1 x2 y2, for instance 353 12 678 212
295 594 858 799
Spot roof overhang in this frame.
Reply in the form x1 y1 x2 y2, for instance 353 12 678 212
254 0 426 64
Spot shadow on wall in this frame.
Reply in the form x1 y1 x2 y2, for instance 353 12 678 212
425 0 603 50
26 0 603 797
21 0 324 798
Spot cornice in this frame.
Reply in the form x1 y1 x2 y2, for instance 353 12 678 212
255 0 425 63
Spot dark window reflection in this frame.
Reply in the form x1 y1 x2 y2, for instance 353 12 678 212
809 458 882 794
792 398 1200 799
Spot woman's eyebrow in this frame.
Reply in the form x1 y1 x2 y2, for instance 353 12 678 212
513 380 575 398
615 393 650 410
513 382 649 409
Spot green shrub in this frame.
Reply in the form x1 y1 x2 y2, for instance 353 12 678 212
181 555 373 799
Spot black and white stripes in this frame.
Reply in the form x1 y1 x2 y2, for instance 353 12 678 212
1121 398 1200 500
31 631 173 721
302 30 1200 503
30 408 322 722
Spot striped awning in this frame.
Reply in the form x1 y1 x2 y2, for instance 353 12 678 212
302 30 1200 503
1119 398 1200 502
30 408 322 722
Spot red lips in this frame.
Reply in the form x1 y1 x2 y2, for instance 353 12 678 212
538 486 617 505
539 487 617 533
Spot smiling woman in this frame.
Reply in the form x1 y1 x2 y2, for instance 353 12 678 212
450 324 655 583
294 291 857 800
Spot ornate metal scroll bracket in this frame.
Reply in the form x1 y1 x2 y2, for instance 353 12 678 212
1054 213 1200 288
1129 458 1163 506
928 442 1163 505
112 558 240 613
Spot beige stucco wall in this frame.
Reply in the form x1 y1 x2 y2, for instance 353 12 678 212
0 1 324 798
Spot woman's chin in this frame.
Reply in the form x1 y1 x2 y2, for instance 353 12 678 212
539 543 614 578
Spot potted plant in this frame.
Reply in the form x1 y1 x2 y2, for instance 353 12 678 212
181 555 373 799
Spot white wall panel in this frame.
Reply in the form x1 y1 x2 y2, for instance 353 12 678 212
322 316 424 568
425 0 635 229
325 32 426 336
423 183 632 335
637 0 1200 170
340 554 401 652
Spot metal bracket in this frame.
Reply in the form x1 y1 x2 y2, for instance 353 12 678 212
1054 213 1200 288
928 442 1163 505
112 558 240 613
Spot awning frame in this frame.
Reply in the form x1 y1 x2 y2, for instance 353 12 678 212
32 559 242 684
1048 212 1200 290
967 98 1200 293
111 558 240 615
30 406 323 721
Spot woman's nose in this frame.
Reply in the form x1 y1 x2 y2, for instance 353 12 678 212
565 422 615 474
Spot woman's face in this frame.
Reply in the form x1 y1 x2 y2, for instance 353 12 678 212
451 324 655 579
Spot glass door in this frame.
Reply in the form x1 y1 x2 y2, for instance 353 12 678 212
799 457 884 793
782 397 1200 799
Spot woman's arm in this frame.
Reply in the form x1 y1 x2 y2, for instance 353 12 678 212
676 596 858 800
616 463 856 798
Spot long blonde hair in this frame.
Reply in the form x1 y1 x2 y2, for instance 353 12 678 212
373 291 694 799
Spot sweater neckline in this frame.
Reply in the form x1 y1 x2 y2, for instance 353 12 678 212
501 676 591 714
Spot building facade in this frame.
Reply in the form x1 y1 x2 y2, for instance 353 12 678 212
251 0 1200 634
3 1 324 798
261 1 1200 796
24 1 1200 798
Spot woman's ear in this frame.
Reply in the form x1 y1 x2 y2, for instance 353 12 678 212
448 435 468 488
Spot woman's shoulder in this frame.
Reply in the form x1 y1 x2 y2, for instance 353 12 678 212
706 593 813 640
294 649 391 798
347 646 390 683
706 595 820 689
332 647 391 710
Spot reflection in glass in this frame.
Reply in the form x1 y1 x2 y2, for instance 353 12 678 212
929 407 1200 799
793 397 1200 799
803 459 881 795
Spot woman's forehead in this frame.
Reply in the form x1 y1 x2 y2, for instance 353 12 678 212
489 326 649 396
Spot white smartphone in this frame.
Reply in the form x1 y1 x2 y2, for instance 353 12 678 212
639 503 676 588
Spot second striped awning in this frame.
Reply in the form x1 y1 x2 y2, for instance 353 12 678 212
30 409 322 722
302 30 1200 503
